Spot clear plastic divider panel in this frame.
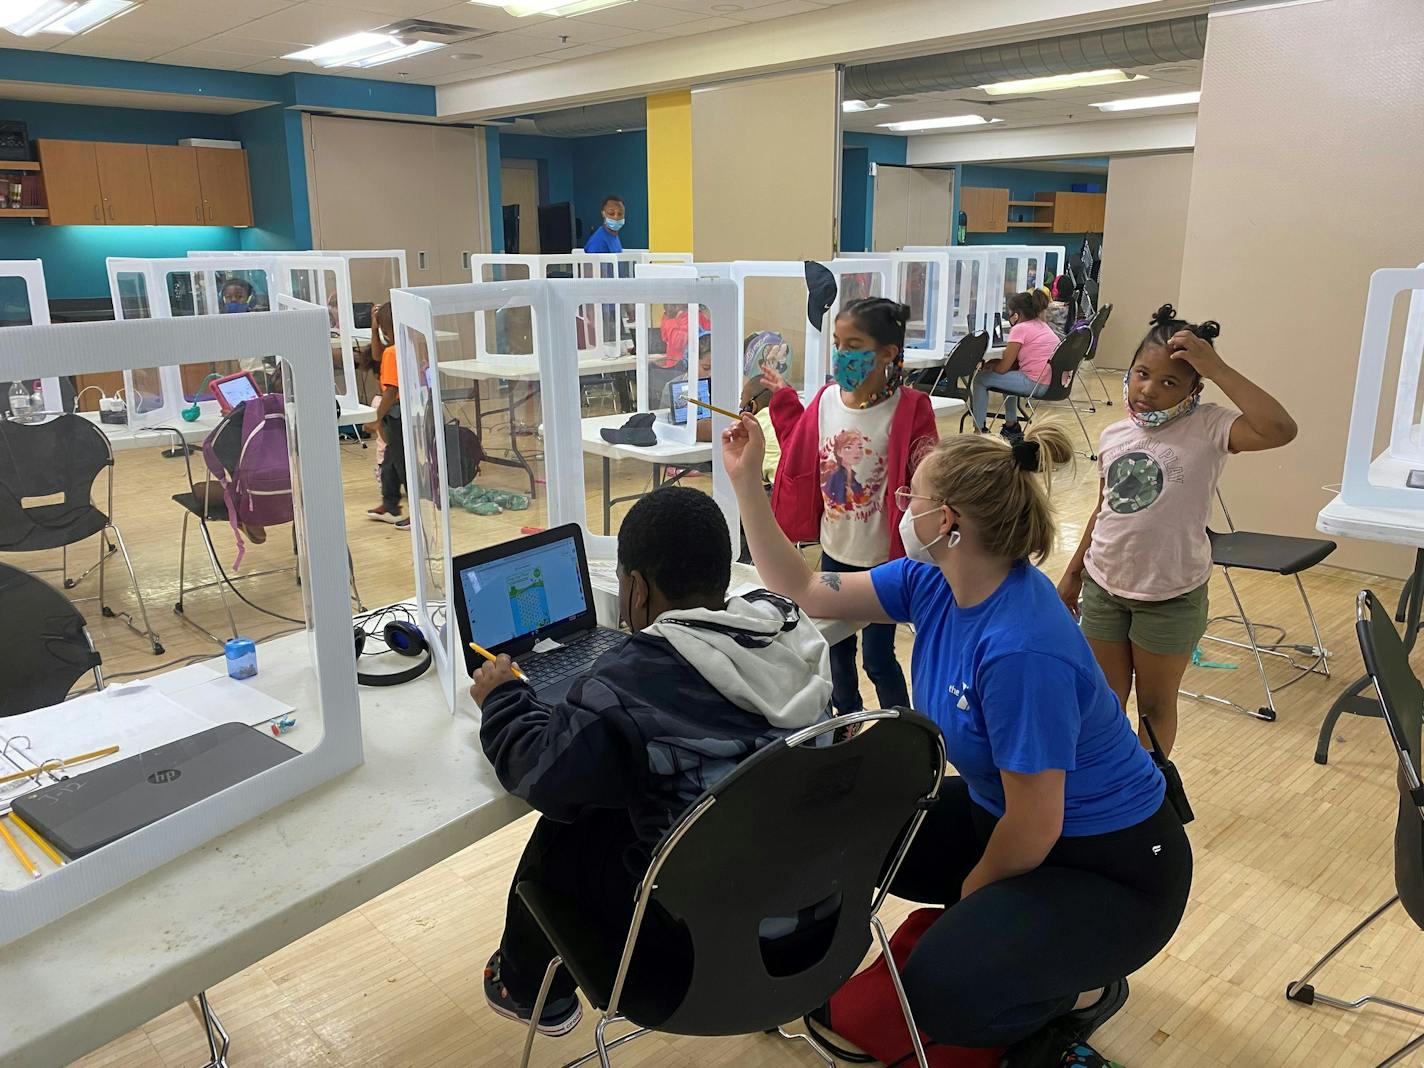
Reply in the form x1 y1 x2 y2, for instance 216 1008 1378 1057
739 274 820 401
0 261 60 417
0 308 360 943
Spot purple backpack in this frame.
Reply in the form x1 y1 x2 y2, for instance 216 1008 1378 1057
203 393 293 570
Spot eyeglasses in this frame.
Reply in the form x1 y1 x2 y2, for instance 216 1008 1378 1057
893 487 944 510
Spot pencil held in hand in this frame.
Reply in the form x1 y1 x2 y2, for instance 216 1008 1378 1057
469 642 528 681
692 397 743 421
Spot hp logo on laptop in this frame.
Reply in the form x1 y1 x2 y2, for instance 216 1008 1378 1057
147 769 182 785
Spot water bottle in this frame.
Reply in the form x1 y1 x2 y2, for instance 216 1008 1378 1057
8 380 32 423
28 381 42 416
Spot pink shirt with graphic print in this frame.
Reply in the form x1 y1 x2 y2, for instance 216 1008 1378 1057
1084 403 1240 601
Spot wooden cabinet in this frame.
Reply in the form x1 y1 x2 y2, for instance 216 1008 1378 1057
960 187 1009 233
195 147 252 227
36 140 103 225
94 142 155 225
147 145 204 225
36 139 252 228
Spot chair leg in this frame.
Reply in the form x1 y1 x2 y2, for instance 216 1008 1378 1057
1223 568 1277 721
348 548 367 613
774 1026 836 1066
197 520 240 642
1090 364 1115 406
594 1016 615 1068
188 991 231 1068
1072 369 1097 414
106 523 163 655
1379 1030 1424 1068
1066 396 1098 461
176 511 190 616
1297 574 1332 680
871 914 930 1068
521 956 563 1068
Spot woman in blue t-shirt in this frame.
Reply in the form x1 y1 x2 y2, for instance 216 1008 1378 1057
722 415 1192 1065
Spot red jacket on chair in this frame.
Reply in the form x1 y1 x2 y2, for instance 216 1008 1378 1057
768 384 939 560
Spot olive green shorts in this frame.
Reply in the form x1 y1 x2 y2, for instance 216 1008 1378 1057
1079 573 1209 657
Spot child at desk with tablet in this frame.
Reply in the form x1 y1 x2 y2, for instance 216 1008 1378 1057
471 486 832 1037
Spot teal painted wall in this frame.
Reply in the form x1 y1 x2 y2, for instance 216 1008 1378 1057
840 132 908 252
495 129 649 250
957 163 1107 261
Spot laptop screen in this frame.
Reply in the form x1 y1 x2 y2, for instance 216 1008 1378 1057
669 377 710 425
457 532 589 650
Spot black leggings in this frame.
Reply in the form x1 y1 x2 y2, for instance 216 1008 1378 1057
889 777 1192 1049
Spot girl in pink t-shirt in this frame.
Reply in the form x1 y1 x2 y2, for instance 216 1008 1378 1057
1058 305 1298 755
969 289 1061 436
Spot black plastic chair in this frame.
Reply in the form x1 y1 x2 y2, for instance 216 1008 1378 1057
1077 303 1115 411
1286 590 1424 1065
0 413 161 654
518 708 947 1068
917 331 988 405
1004 326 1097 458
0 561 103 715
1179 492 1336 722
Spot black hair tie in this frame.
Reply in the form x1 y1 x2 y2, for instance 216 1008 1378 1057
1011 439 1041 472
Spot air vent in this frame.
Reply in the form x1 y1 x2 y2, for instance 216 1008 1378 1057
955 97 1046 106
379 18 494 43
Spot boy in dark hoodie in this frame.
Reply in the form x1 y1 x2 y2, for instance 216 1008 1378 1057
473 486 833 1037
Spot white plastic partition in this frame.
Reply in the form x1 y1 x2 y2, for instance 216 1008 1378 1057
879 251 951 356
0 260 62 413
634 262 731 413
391 276 740 711
0 306 362 945
1340 265 1424 509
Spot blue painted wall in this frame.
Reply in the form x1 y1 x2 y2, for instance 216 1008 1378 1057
494 129 649 250
0 50 440 299
840 132 908 253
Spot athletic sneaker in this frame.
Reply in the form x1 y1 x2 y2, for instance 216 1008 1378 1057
366 504 402 524
1003 979 1128 1068
1060 1040 1125 1067
483 951 582 1037
395 517 410 531
1000 422 1025 444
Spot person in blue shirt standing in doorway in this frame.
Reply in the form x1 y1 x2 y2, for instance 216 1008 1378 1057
721 414 1193 1068
584 194 625 254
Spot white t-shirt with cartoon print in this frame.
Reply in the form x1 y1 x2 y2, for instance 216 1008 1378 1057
817 387 899 567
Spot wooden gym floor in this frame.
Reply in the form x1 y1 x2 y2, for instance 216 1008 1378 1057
28 374 1424 1067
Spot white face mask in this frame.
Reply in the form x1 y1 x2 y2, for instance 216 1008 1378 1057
899 505 959 564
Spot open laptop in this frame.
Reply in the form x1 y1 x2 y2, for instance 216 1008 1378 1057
453 524 626 703
12 722 297 859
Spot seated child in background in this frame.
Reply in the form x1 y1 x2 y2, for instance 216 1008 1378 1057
1045 274 1076 340
472 486 833 1037
660 326 713 442
741 331 790 484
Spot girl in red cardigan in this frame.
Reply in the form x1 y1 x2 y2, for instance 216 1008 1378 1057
760 297 938 714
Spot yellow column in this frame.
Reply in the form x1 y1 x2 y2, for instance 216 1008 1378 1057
646 90 693 253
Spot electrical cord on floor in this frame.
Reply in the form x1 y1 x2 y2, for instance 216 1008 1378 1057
204 542 308 626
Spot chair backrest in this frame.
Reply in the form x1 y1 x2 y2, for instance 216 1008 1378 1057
1357 589 1424 928
0 561 102 715
1085 303 1114 361
1039 326 1094 402
0 414 111 507
944 331 990 379
611 708 945 1036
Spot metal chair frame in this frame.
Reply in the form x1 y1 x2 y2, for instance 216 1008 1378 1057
1179 493 1331 722
520 709 946 1068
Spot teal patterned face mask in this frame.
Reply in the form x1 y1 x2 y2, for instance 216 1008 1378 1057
1123 371 1200 429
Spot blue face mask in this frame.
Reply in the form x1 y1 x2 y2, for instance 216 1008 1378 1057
604 217 624 232
223 301 250 314
833 347 877 392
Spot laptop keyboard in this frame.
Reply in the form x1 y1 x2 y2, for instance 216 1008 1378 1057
522 629 626 688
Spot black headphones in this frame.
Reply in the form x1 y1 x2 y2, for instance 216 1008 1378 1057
354 610 432 687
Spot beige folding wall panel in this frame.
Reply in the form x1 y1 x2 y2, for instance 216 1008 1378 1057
1177 0 1424 574
1097 152 1192 370
305 114 492 285
873 165 953 252
691 67 839 262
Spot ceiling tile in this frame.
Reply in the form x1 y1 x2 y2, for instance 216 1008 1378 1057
571 2 703 31
239 2 394 46
149 46 264 69
241 57 313 73
501 19 626 44
656 15 742 34
99 0 296 40
421 3 558 34
653 0 790 11
534 28 662 54
332 0 457 15
202 32 312 56
722 0 820 20
47 35 177 59
0 33 53 51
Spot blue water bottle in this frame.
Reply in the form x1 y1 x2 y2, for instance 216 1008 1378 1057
225 637 258 680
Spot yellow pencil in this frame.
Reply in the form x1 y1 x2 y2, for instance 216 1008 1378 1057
468 642 529 681
0 745 120 786
0 817 39 880
691 397 744 421
7 812 64 867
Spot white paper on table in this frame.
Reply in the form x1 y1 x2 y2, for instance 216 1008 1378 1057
0 684 216 800
145 664 295 729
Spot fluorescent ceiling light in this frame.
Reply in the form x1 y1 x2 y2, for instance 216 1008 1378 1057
1091 89 1201 112
979 69 1141 96
0 0 134 35
468 0 631 16
285 32 443 69
878 115 999 132
842 99 889 113
44 0 132 32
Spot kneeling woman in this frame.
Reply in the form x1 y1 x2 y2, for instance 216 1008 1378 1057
722 416 1191 1063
